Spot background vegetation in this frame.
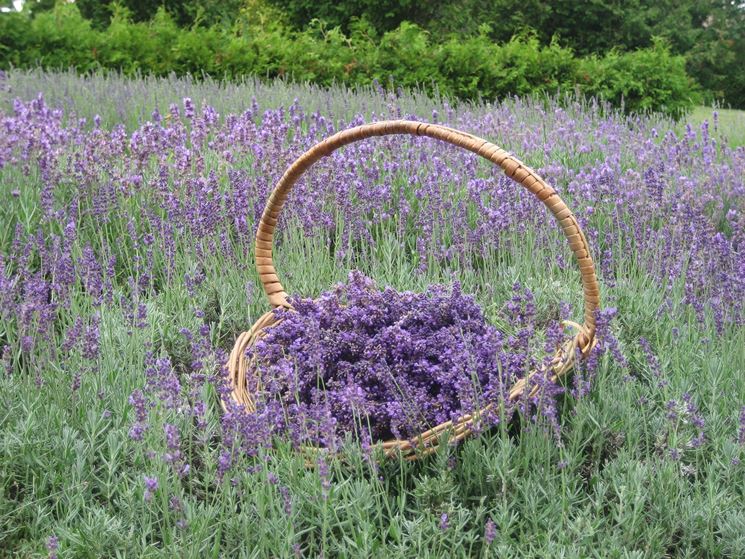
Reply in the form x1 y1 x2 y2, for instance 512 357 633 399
2 0 743 115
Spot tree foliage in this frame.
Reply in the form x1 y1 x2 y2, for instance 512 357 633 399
22 0 246 28
267 0 744 108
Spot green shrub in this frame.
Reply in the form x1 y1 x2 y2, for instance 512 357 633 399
264 0 445 33
580 39 701 116
27 5 100 72
0 13 29 68
0 4 701 116
373 22 440 90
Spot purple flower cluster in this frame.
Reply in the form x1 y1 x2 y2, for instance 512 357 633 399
143 475 158 502
484 518 497 544
250 271 513 445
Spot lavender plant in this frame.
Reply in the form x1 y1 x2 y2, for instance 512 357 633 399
1 70 744 557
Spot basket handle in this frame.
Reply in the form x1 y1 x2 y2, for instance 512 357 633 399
254 120 600 348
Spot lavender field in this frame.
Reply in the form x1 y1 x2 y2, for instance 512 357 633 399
1 70 744 558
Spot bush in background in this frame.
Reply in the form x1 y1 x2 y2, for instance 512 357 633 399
0 3 701 116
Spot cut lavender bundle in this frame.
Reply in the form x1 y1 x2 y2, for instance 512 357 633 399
250 271 506 445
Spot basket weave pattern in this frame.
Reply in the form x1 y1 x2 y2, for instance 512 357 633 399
226 120 600 460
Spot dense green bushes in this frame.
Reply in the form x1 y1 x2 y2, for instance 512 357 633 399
578 39 698 115
269 0 744 109
0 4 700 115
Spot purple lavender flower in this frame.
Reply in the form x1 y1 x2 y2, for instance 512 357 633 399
639 338 665 387
47 534 59 559
143 476 158 502
484 518 497 544
20 336 34 354
439 513 449 531
144 353 182 410
71 371 81 394
280 485 293 516
169 495 182 512
2 345 12 376
135 303 148 329
217 451 232 480
183 98 195 120
128 423 146 442
162 423 186 475
164 423 179 451
317 456 331 499
666 400 679 422
129 389 149 419
82 314 100 361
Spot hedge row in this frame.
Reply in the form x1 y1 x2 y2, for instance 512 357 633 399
0 4 701 115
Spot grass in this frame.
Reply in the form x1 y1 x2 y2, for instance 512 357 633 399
1 70 744 558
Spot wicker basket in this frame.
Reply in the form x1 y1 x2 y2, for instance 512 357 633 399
225 120 600 460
